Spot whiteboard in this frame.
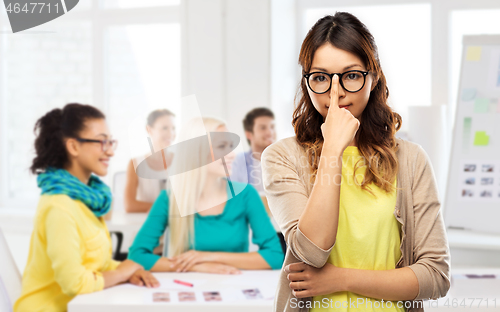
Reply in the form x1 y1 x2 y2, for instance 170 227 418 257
444 35 500 234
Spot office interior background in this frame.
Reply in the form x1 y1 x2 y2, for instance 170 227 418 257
1 0 500 273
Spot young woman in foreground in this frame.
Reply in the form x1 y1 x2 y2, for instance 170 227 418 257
129 117 284 274
15 103 158 312
261 13 450 312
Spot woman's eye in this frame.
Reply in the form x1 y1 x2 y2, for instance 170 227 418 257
313 75 327 82
346 73 361 80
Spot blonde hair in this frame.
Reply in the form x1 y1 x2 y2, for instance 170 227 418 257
166 117 227 257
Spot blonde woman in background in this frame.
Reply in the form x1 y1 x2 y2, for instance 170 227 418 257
128 117 284 274
124 109 176 213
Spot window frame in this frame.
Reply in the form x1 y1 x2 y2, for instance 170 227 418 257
0 0 185 208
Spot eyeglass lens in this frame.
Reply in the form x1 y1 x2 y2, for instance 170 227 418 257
102 140 118 152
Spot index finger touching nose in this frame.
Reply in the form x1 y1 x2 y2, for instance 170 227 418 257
329 74 340 109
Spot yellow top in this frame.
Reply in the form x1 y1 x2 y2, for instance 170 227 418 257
14 194 120 312
311 146 403 311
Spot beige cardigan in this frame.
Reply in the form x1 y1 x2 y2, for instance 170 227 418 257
261 136 451 312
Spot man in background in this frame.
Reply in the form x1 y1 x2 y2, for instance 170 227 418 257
230 107 276 194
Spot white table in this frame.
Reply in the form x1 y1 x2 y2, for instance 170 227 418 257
68 270 280 312
68 267 500 312
425 267 500 311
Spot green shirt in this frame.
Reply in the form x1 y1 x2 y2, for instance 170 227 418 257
128 180 284 270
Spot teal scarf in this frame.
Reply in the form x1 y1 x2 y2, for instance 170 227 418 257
37 167 112 218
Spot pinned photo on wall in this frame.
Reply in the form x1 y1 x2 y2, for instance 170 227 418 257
480 190 493 198
481 177 494 185
463 164 477 172
464 177 475 185
461 189 474 197
482 164 494 172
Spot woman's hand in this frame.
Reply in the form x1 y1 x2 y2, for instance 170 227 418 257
188 262 241 275
116 259 144 281
169 250 215 272
103 259 144 288
128 269 160 288
285 262 348 298
321 74 360 154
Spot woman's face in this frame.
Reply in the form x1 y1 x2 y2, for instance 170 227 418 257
206 125 236 178
72 118 114 177
147 114 176 150
306 43 376 121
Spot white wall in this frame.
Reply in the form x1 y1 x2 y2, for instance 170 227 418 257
184 0 272 150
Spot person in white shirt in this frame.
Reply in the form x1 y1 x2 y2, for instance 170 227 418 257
124 109 176 213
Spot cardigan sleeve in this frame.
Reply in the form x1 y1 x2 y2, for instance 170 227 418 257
407 144 451 300
261 141 333 268
44 206 104 297
128 190 169 270
244 184 285 269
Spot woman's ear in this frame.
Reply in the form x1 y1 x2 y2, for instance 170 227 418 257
65 138 79 157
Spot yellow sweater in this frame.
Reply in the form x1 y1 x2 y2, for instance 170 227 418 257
14 194 120 312
311 146 404 311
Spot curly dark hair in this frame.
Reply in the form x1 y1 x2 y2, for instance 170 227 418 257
30 103 105 174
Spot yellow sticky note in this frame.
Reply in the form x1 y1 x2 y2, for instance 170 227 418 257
473 131 489 146
467 46 482 61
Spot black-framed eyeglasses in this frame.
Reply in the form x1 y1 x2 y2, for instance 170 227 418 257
76 138 118 152
304 70 369 94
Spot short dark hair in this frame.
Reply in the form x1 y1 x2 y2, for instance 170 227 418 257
242 107 274 145
147 109 175 127
30 103 105 174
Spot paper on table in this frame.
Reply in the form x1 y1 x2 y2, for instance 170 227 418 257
144 290 200 304
221 270 280 300
466 46 482 61
143 289 245 304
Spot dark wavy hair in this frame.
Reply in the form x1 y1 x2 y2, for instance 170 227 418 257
30 103 105 174
293 12 402 194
